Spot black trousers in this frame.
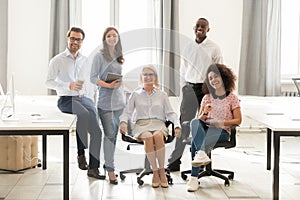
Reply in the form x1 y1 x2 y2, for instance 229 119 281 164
168 83 204 165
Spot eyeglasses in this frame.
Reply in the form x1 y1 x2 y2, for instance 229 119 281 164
69 37 83 42
142 73 154 77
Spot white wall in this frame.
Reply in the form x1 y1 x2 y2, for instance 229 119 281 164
7 0 50 95
7 0 242 95
179 0 242 74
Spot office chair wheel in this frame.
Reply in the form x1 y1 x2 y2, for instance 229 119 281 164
137 177 144 186
37 159 42 167
181 173 188 181
224 179 230 186
228 174 234 180
120 173 126 180
167 175 173 185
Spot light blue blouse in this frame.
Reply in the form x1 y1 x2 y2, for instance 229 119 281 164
119 88 180 128
90 52 125 111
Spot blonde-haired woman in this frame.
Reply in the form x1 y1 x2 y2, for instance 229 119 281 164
119 65 181 188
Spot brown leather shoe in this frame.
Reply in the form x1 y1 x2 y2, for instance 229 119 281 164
77 155 88 170
87 168 106 180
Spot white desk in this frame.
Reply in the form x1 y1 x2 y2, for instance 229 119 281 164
0 95 76 200
240 96 300 200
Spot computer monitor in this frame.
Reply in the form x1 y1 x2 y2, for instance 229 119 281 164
9 75 15 114
1 75 18 120
0 83 4 96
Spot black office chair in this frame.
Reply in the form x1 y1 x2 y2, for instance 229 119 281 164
119 120 175 186
292 78 300 96
181 125 237 186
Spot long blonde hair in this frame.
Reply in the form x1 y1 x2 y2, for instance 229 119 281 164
139 64 160 88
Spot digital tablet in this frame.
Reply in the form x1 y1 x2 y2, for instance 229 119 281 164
105 72 123 83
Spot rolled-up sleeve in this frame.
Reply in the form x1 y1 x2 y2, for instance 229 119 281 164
45 58 70 92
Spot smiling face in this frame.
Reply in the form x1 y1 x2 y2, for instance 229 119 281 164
208 71 223 90
67 31 83 55
105 29 119 47
141 68 156 86
139 65 160 88
194 18 210 42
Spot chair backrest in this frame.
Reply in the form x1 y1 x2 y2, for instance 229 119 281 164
121 120 175 145
292 78 300 96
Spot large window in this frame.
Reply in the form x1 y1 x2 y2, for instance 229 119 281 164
81 0 160 91
281 0 300 79
81 0 110 56
82 1 300 83
118 0 158 76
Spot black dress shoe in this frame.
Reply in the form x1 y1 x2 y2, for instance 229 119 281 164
168 164 180 172
109 179 118 185
107 170 118 185
77 155 88 170
87 168 106 180
167 160 181 172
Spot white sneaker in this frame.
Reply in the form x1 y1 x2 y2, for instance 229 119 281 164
187 176 199 192
191 150 211 167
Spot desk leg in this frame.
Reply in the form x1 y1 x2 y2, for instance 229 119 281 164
63 131 69 200
267 128 272 170
42 135 47 170
273 132 280 200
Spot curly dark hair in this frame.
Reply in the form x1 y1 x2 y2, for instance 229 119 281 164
202 64 237 94
100 27 124 64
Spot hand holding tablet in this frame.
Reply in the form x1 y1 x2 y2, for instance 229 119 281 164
105 73 123 83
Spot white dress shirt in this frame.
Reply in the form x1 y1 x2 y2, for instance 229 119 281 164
179 37 223 89
46 48 96 100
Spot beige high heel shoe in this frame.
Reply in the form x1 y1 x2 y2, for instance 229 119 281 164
159 168 168 188
152 170 160 188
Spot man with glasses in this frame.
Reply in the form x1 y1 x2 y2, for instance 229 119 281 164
167 18 223 172
46 27 105 179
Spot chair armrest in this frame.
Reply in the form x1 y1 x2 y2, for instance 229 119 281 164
121 120 175 144
121 134 143 144
165 120 175 143
225 125 238 148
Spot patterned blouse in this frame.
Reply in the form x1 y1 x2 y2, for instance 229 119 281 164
201 92 240 134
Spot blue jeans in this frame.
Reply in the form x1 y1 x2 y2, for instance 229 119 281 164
98 108 123 172
57 96 102 169
190 118 230 177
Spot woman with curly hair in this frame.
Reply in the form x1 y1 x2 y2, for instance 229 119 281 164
187 63 242 192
